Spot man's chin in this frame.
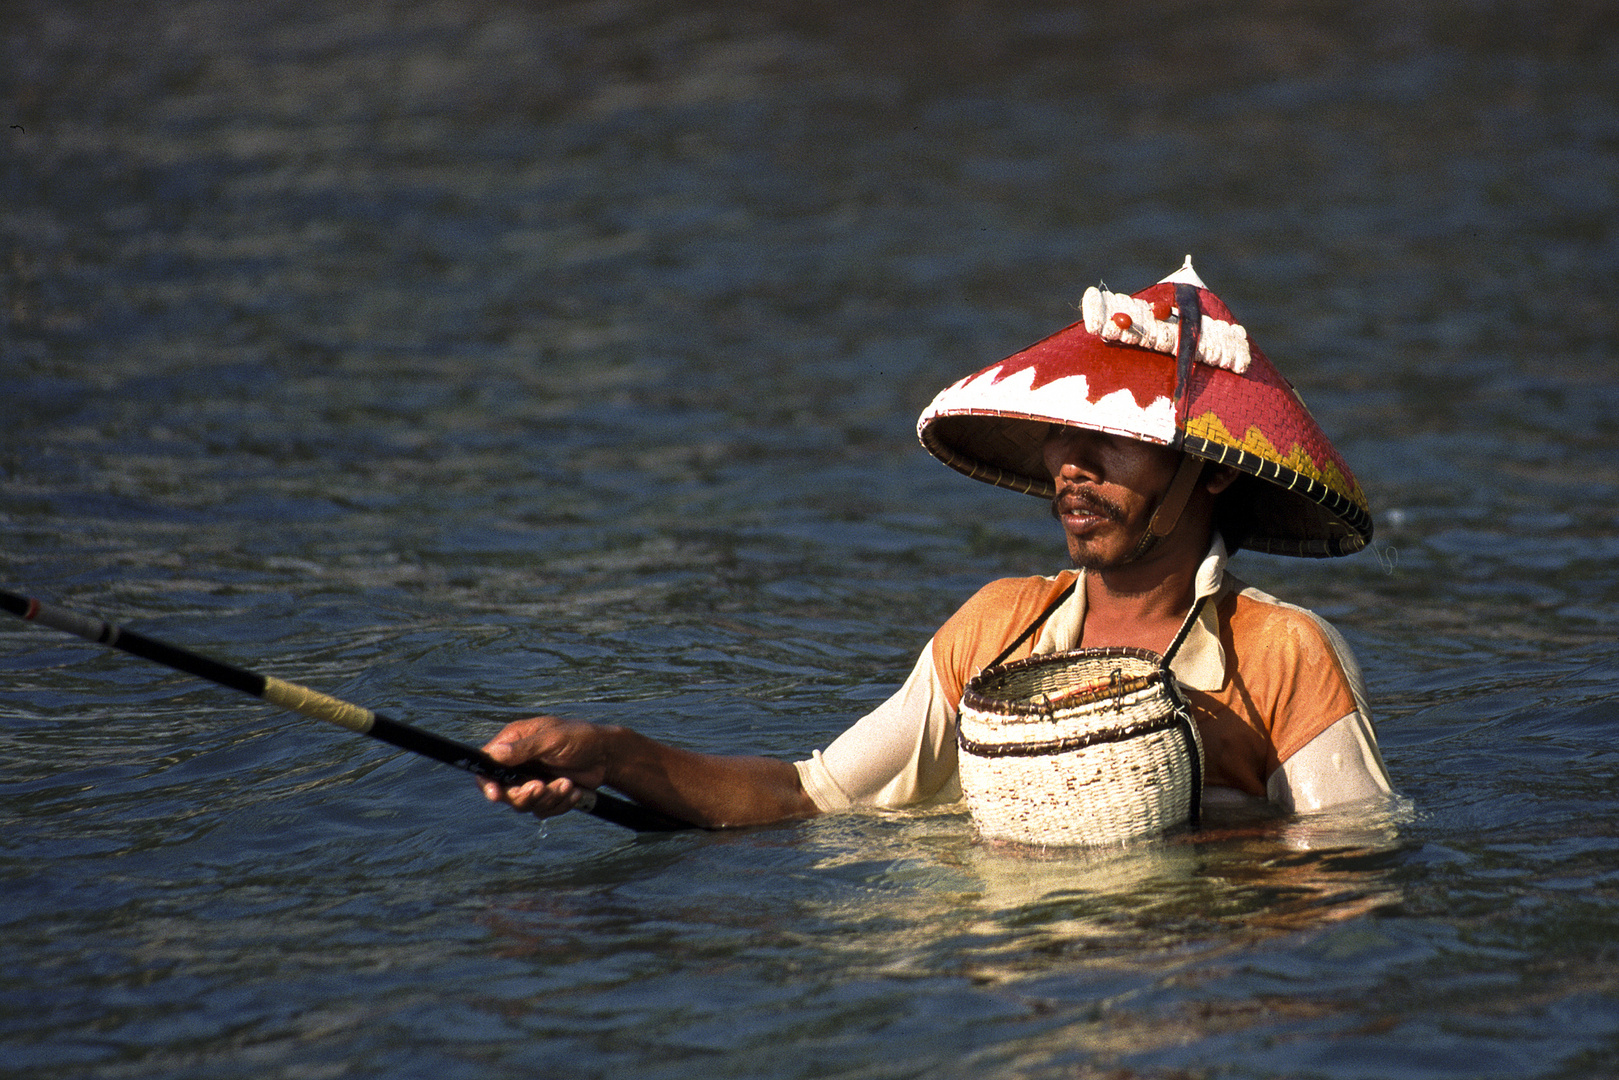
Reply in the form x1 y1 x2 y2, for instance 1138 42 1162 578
1068 532 1158 570
1068 548 1126 572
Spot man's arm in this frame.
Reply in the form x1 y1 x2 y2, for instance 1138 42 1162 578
1224 587 1395 815
478 716 821 829
1265 712 1394 813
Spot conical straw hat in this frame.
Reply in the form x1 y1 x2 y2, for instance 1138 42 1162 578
917 258 1371 557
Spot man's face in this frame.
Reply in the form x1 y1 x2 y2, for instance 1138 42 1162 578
1041 425 1185 570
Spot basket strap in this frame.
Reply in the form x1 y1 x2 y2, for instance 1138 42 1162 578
1178 705 1204 822
1160 594 1208 670
1176 708 1204 826
984 583 1204 674
985 579 1077 671
1163 595 1208 827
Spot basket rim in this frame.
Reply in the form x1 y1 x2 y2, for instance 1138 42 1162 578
962 645 1168 717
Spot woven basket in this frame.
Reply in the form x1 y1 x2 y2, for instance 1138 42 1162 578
958 647 1204 847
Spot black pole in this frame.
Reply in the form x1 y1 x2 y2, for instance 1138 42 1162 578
0 589 694 834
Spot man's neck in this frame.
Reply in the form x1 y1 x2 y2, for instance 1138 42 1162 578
1078 533 1210 654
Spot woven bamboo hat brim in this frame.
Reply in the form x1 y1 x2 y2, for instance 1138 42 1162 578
917 258 1372 558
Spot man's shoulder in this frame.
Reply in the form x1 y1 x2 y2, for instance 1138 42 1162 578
1224 576 1323 621
1220 577 1365 684
933 571 1080 680
1216 574 1374 736
962 572 1077 609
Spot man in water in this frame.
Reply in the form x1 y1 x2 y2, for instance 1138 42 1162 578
477 259 1394 829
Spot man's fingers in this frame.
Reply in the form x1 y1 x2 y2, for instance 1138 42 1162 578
481 729 533 764
511 778 557 804
483 740 517 765
478 773 580 818
481 717 561 765
475 717 599 819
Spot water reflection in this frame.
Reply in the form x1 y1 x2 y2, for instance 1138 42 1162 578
468 802 1415 1079
800 808 1416 1076
700 798 1415 974
955 805 1404 958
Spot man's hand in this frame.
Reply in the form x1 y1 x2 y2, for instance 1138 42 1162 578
477 716 613 818
476 715 819 828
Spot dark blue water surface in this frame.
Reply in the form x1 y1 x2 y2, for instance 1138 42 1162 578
4 2 1618 1077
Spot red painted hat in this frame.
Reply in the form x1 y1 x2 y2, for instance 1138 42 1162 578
917 258 1371 557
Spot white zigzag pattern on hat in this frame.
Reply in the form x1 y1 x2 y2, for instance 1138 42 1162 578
921 363 1178 446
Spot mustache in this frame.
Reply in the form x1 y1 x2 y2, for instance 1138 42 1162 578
1050 486 1126 522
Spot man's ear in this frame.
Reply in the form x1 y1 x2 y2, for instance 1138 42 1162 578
1203 464 1242 496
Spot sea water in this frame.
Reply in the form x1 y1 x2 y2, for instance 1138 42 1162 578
3 2 1618 1077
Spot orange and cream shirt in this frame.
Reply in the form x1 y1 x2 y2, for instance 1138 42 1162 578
794 537 1392 814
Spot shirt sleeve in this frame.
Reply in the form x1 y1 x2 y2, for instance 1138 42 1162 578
1266 710 1395 812
792 574 1077 812
793 645 962 811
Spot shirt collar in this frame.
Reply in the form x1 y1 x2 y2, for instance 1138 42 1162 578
1036 534 1229 690
1173 533 1229 691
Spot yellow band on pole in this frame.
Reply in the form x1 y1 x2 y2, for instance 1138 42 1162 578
261 676 377 734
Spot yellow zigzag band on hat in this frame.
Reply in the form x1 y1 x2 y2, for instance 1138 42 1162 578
1184 411 1361 505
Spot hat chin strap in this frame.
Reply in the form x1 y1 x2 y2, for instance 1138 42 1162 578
1126 456 1205 562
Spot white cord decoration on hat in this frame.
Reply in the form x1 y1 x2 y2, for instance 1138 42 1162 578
1080 285 1253 374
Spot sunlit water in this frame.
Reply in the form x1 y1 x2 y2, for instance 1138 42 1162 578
4 2 1618 1077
